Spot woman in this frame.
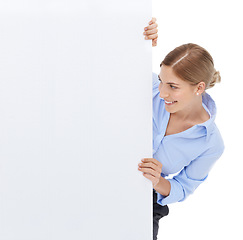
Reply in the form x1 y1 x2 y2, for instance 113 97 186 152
141 18 224 240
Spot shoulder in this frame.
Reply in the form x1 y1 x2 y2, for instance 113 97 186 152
152 72 157 79
152 72 160 88
201 92 224 155
206 124 225 158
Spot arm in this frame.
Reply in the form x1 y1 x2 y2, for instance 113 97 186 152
139 135 224 206
157 146 224 206
153 176 171 197
138 158 171 196
138 158 170 195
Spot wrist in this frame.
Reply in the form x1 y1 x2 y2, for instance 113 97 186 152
154 176 171 197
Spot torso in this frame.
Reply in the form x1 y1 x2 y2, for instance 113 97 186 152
165 115 191 136
165 109 210 136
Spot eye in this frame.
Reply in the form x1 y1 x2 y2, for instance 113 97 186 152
158 75 162 82
170 85 177 89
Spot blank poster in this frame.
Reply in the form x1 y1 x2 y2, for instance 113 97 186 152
0 1 152 239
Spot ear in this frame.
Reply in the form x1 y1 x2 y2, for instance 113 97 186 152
195 82 206 95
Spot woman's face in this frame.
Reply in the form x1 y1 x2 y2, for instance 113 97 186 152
158 65 199 114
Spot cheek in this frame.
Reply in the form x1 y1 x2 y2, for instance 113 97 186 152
173 91 183 101
176 87 194 99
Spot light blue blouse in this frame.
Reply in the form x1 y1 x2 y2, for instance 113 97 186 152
152 72 225 206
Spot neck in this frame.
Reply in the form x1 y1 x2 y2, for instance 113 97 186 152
172 96 205 122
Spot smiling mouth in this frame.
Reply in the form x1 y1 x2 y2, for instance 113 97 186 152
164 100 177 105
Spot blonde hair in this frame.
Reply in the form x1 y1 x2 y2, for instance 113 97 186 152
160 43 221 90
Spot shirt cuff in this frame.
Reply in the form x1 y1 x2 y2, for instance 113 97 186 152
156 179 184 206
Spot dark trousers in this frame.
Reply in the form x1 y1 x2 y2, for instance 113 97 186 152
153 189 169 240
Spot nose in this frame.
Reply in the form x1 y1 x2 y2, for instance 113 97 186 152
158 83 169 99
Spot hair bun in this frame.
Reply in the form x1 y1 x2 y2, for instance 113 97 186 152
208 71 221 89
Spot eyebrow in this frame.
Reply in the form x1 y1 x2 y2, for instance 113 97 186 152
158 75 179 86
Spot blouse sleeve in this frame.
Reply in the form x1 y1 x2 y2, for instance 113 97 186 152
156 140 225 206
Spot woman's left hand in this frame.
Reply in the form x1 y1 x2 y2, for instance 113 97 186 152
138 158 162 187
144 17 158 47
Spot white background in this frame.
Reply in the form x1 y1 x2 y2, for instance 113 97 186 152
0 1 153 239
152 0 243 239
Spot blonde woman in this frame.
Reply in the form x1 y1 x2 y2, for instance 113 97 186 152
141 18 224 240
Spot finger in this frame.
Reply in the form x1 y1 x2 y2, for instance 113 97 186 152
143 172 156 184
152 39 157 47
149 17 157 24
144 33 158 40
138 167 160 178
139 162 159 171
144 23 158 31
142 158 162 168
144 28 158 36
139 162 154 168
139 167 160 176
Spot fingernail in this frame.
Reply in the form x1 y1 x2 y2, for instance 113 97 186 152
144 27 148 30
145 37 148 39
141 159 144 162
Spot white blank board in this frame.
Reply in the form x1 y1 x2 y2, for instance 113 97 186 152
0 1 152 239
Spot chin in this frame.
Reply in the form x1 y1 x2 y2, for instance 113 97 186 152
164 101 181 114
164 106 177 114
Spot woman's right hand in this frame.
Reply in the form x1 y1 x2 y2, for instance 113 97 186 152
144 17 158 47
138 157 162 187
